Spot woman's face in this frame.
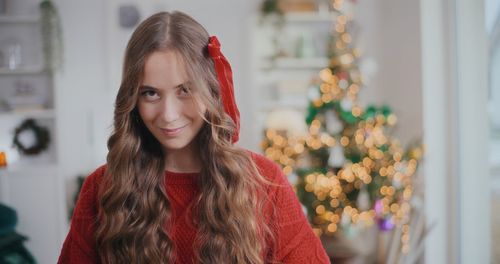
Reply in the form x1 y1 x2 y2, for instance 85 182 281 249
137 50 206 154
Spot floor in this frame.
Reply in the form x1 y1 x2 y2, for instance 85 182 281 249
492 191 500 264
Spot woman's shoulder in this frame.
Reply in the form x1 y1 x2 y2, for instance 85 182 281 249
82 164 107 190
246 150 287 185
71 164 107 219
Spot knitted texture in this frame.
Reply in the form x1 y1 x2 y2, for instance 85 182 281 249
57 152 330 264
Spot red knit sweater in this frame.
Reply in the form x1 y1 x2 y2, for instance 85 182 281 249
58 152 330 263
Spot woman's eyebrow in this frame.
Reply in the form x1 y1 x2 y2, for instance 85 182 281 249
139 82 191 90
139 85 158 90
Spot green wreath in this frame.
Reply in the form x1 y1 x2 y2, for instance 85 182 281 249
12 119 50 155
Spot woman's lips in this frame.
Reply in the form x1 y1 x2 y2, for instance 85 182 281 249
160 124 188 136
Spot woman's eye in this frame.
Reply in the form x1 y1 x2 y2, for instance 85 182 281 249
179 86 191 97
140 90 159 100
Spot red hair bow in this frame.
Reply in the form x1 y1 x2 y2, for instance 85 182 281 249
208 36 240 144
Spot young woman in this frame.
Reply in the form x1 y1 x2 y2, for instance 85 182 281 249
58 11 330 264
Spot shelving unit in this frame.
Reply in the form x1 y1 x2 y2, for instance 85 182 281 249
0 15 39 23
0 1 66 263
248 10 336 149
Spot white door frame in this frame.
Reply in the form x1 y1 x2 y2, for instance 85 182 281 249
420 0 491 263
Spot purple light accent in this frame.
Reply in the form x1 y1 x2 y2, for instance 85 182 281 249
378 218 395 231
374 199 383 216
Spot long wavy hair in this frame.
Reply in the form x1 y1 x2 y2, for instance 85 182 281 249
96 11 277 263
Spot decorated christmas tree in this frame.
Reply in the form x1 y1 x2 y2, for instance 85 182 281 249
261 0 423 257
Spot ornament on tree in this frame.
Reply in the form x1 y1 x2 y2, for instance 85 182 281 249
324 110 343 134
307 85 321 101
340 97 353 111
328 145 345 167
357 186 370 211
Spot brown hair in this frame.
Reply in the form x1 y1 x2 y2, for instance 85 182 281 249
96 11 276 263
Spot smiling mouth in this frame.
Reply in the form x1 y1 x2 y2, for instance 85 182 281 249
160 124 189 135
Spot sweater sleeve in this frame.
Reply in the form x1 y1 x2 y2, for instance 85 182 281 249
58 165 105 264
254 153 331 264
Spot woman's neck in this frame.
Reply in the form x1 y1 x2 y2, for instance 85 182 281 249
163 144 202 173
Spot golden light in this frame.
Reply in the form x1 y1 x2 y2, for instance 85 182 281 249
327 223 338 233
387 114 398 125
335 24 345 33
341 33 352 43
403 186 412 200
331 214 340 223
316 205 326 215
387 186 395 196
390 203 400 213
311 139 323 150
322 93 333 103
305 173 316 184
380 186 387 195
337 15 347 25
283 166 293 175
402 245 410 254
284 147 294 157
279 155 289 165
265 148 274 158
333 0 343 11
293 143 305 154
330 198 340 207
348 84 360 94
354 180 362 189
362 157 373 168
352 106 362 117
266 129 276 139
313 99 323 108
340 53 354 65
362 175 372 184
273 135 285 146
335 39 345 49
319 68 333 83
340 136 350 146
401 234 410 243
309 120 321 135
320 83 331 93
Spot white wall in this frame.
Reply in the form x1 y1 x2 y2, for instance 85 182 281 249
356 0 423 146
53 0 110 214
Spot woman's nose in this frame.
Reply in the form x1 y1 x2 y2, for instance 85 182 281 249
160 96 181 123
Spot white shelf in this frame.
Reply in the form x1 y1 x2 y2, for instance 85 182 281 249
491 138 500 192
0 67 46 75
284 12 337 22
260 57 329 70
261 99 308 110
0 15 40 23
0 109 55 119
0 162 57 175
0 5 66 264
250 11 334 150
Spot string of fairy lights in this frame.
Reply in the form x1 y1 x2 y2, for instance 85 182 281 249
261 0 423 255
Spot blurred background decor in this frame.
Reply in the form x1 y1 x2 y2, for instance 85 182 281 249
39 0 63 71
260 0 427 263
12 118 50 156
0 203 35 264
